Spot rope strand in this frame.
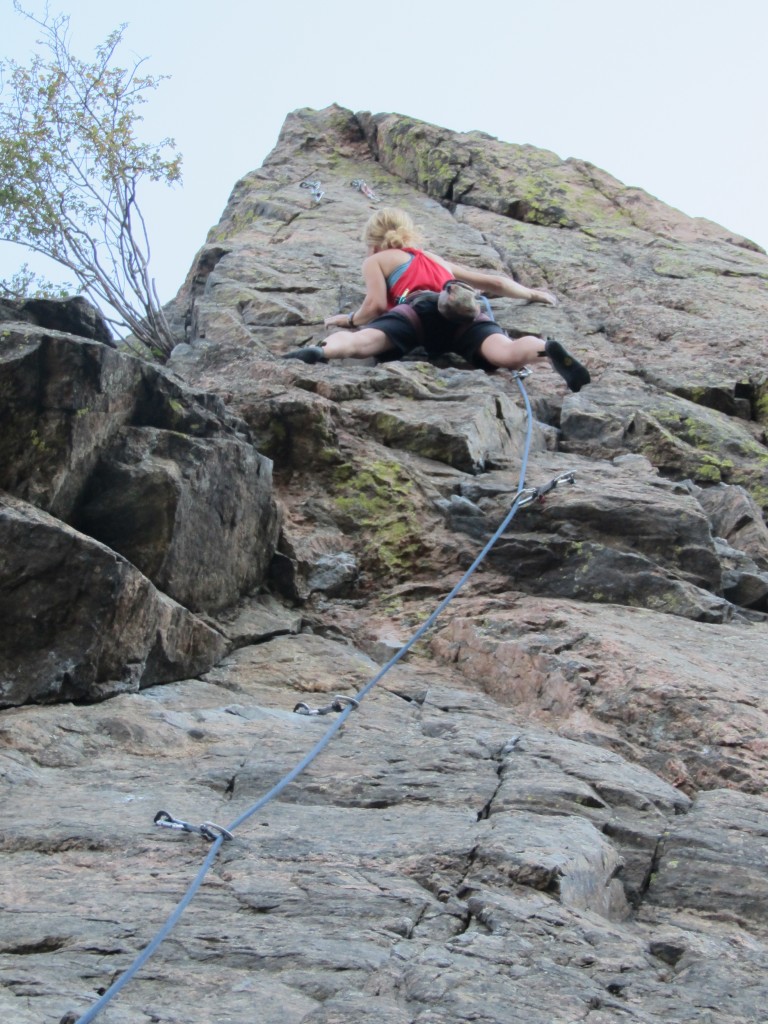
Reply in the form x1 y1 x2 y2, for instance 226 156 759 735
70 370 539 1024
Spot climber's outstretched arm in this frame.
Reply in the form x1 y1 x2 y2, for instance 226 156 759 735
442 258 557 306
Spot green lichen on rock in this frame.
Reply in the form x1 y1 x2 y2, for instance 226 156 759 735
693 460 729 483
652 410 722 451
383 120 464 200
244 392 340 470
754 382 768 426
331 458 427 576
262 417 339 468
633 411 731 485
747 481 768 513
638 401 768 507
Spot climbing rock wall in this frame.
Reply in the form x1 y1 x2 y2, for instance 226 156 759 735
2 105 768 1023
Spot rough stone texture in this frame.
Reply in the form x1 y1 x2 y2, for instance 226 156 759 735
0 295 113 343
2 648 767 1024
560 383 768 509
74 424 276 612
0 321 279 701
0 493 226 706
3 105 768 1023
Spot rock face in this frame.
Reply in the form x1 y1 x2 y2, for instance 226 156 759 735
2 105 768 1023
0 294 113 343
0 494 225 705
0 323 279 705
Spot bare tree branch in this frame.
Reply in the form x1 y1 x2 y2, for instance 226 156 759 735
0 2 183 358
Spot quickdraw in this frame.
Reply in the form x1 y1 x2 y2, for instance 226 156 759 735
516 471 577 509
293 695 361 716
153 810 234 843
351 178 380 202
300 179 324 203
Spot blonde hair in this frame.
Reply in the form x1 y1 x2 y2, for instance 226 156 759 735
362 207 424 250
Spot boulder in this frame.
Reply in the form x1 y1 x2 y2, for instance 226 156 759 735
0 294 113 342
0 493 225 706
75 425 278 613
0 326 279 613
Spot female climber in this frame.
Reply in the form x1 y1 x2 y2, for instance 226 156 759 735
283 206 590 392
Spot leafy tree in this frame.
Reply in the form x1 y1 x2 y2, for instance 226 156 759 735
0 2 182 356
0 262 73 300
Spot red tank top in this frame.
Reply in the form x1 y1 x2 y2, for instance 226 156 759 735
386 248 453 307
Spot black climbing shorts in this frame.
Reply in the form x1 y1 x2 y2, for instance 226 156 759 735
366 295 504 371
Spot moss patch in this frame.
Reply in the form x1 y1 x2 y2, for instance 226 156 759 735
754 383 768 427
331 458 428 576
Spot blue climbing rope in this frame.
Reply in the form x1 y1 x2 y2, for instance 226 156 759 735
71 369 556 1024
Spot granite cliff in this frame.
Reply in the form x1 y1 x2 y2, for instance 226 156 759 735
2 105 768 1023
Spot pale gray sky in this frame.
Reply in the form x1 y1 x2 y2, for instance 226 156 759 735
2 0 766 303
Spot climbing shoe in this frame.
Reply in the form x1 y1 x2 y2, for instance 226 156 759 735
282 346 328 364
543 338 590 393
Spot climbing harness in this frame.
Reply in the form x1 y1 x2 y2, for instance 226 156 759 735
293 695 360 716
300 179 324 203
351 178 380 202
65 365 577 1024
